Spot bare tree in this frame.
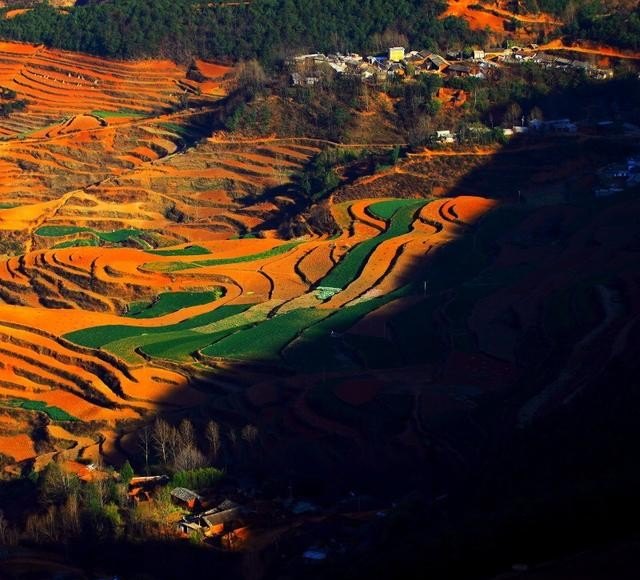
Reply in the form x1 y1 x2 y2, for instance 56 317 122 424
61 494 80 536
168 425 181 465
0 510 9 545
234 59 267 97
503 102 523 127
241 424 259 447
138 425 151 474
528 105 544 122
178 419 196 450
152 417 172 465
174 445 207 471
228 427 239 451
206 420 222 462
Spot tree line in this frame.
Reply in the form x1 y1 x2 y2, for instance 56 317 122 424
0 0 484 64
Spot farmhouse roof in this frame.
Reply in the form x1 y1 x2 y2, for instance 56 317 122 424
448 63 471 73
426 53 448 68
200 499 242 527
171 487 202 503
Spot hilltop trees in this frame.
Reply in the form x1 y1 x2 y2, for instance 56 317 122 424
0 0 485 63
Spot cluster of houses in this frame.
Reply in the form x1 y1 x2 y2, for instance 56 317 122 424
499 47 614 79
290 46 497 85
432 116 579 144
290 44 616 86
596 154 640 197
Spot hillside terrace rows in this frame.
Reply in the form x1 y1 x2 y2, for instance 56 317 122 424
0 41 190 136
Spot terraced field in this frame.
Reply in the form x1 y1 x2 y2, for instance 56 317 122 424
0 41 637 476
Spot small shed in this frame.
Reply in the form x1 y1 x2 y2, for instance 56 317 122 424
425 53 449 71
447 63 471 76
171 487 203 510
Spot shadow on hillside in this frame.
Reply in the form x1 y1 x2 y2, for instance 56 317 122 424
12 80 638 580
171 105 640 577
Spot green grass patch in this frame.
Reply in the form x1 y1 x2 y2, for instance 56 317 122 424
91 109 145 119
144 242 300 272
65 304 253 362
53 238 100 249
319 199 426 289
201 308 326 361
36 225 144 244
283 285 412 372
367 199 418 220
36 225 89 237
159 122 192 137
140 324 252 362
0 202 18 209
147 245 210 257
125 290 222 319
2 398 77 421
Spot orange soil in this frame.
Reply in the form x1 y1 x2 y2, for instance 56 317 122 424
442 0 508 31
442 0 561 32
297 244 335 285
436 87 468 108
536 39 640 60
4 8 30 19
0 433 36 461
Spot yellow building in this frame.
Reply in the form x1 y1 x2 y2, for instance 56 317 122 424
388 46 405 62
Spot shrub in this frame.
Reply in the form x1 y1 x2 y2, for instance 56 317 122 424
170 467 223 490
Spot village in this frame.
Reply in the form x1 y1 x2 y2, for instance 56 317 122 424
125 470 391 569
287 44 626 147
289 44 614 87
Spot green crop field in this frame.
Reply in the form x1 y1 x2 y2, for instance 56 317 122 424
144 242 300 272
140 325 253 361
283 285 412 372
2 398 77 421
36 225 145 244
147 245 210 256
65 304 252 352
201 308 326 361
36 225 90 237
53 238 100 249
126 290 222 319
319 199 427 290
367 198 418 220
91 109 145 119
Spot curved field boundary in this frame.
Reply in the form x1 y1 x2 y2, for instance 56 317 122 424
143 241 300 272
65 303 253 363
318 199 427 291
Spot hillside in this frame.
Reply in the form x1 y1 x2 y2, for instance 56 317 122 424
0 36 638 579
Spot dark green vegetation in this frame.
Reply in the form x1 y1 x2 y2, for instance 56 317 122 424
0 86 27 117
145 241 300 272
320 199 427 289
65 304 253 362
565 5 640 51
125 290 222 319
170 467 223 490
147 245 210 257
1 398 77 421
202 308 325 361
283 285 411 372
36 225 145 245
0 0 483 63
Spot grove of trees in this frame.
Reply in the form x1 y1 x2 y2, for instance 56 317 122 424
0 0 485 63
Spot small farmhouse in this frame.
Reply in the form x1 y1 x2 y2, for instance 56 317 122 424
388 46 405 62
171 487 203 510
177 498 245 536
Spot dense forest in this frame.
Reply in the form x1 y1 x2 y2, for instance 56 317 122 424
0 0 485 63
520 0 640 51
564 4 640 51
